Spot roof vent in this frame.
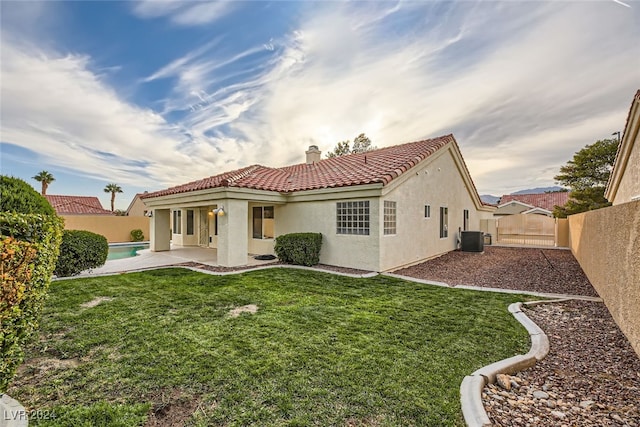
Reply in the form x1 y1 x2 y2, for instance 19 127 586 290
305 145 321 164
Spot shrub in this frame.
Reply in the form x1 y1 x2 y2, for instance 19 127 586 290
0 212 63 392
274 233 322 266
130 229 144 242
54 230 108 277
0 176 56 216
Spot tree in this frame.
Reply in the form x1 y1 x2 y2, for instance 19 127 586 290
352 133 376 153
326 140 351 158
326 133 376 158
32 170 55 195
104 183 123 212
553 138 619 217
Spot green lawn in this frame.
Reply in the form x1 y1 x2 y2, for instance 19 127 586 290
9 268 530 426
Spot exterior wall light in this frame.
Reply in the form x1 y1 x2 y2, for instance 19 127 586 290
144 211 153 217
213 207 225 216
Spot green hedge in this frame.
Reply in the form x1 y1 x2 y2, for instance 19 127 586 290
130 229 144 242
0 212 63 392
0 176 56 216
274 233 322 266
54 230 108 277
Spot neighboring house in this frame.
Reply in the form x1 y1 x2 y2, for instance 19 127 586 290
125 192 149 216
45 195 114 216
494 192 570 217
142 135 495 270
605 89 640 205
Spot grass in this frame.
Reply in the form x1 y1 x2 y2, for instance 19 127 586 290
9 268 531 426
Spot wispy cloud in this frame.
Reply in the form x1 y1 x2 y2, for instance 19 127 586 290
132 0 235 26
2 1 638 197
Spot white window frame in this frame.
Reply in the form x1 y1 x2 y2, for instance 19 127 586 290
424 204 431 219
337 201 370 235
439 206 448 238
173 210 182 234
383 201 396 235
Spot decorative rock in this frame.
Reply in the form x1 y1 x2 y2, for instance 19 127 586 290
579 400 595 409
566 393 576 399
533 390 549 399
551 411 566 419
496 374 512 390
611 414 623 422
546 400 557 408
510 380 520 389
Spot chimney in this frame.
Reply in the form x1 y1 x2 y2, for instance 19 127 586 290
305 145 321 164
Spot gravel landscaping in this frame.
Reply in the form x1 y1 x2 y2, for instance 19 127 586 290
394 246 597 297
483 300 640 426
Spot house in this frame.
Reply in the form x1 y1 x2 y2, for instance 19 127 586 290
45 195 114 216
141 134 495 271
125 192 149 216
494 192 570 217
605 89 640 205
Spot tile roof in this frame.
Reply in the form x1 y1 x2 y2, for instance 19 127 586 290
499 192 570 212
45 195 114 215
143 135 455 198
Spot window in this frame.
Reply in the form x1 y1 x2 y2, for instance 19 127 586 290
439 207 448 238
186 210 194 235
384 201 396 235
253 206 275 239
463 209 469 231
173 210 182 234
337 201 370 235
424 204 431 218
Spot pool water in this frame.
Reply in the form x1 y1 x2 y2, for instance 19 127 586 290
107 243 150 261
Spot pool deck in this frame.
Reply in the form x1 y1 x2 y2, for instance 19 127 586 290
81 245 272 277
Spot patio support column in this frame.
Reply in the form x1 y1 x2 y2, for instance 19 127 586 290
150 208 170 252
217 199 248 267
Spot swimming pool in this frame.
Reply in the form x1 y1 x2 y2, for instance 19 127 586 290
107 243 150 261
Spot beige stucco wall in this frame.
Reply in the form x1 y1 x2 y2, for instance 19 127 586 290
379 149 485 271
568 200 640 357
126 197 148 216
62 215 150 243
277 198 381 271
612 136 640 205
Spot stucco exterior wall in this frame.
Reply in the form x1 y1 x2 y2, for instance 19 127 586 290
126 197 148 216
379 150 483 271
62 215 150 243
568 200 640 357
277 198 381 271
612 136 640 205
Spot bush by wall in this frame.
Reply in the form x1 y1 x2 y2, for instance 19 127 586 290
130 229 144 242
0 176 56 216
54 230 108 277
274 233 322 266
0 213 63 392
1 176 63 392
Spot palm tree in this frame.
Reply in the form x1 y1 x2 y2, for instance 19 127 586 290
33 170 55 195
104 183 123 212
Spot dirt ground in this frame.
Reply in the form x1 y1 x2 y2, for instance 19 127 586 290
393 246 598 297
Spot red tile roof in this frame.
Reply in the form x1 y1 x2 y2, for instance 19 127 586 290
499 192 570 211
45 195 114 215
143 135 455 198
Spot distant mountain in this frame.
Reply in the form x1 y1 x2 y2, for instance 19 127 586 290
511 186 565 195
480 195 500 205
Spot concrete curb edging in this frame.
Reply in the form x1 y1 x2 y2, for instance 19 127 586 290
1 393 28 427
460 299 566 427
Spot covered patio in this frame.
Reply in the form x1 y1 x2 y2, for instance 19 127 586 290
85 246 275 276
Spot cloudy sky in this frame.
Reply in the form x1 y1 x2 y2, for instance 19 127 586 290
1 1 638 210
